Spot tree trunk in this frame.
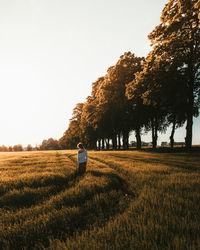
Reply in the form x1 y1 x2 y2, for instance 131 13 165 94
185 112 193 150
185 78 194 150
112 135 117 150
93 140 97 150
154 117 158 149
135 126 141 150
118 134 121 149
122 133 126 149
106 138 110 150
170 116 176 148
184 34 196 150
152 117 158 149
102 139 105 150
151 118 155 149
122 131 129 150
126 133 129 149
97 140 101 150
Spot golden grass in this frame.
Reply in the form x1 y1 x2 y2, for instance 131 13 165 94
0 150 199 249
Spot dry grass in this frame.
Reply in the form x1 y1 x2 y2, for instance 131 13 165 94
0 150 199 249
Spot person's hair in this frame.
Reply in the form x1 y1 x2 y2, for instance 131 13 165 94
77 142 84 149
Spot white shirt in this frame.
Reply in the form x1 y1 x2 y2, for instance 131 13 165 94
78 149 87 164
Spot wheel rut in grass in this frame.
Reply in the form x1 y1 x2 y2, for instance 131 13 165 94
0 153 82 210
89 155 141 199
65 153 77 166
67 153 137 199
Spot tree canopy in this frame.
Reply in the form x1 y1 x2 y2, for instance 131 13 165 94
59 0 199 150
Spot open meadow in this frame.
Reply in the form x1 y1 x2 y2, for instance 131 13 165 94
0 150 199 250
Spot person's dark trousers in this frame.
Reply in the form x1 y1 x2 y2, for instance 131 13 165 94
78 162 86 174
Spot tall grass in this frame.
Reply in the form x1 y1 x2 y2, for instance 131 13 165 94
0 150 199 249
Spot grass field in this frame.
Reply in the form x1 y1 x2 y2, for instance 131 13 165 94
0 150 199 250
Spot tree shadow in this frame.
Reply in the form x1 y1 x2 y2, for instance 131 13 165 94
142 146 200 154
108 152 200 173
1 168 136 250
0 171 81 209
88 170 134 196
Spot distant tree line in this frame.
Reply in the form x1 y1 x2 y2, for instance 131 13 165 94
0 140 61 152
0 144 36 152
0 144 23 152
59 0 200 151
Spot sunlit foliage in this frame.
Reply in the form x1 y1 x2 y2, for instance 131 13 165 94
60 0 199 150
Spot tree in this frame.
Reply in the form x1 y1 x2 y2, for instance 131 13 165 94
148 0 200 149
126 51 168 149
13 144 23 151
0 145 8 152
80 97 98 149
40 138 60 150
128 50 188 148
96 52 144 149
60 52 145 150
27 144 33 151
59 103 84 149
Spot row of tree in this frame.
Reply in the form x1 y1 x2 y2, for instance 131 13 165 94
0 139 61 152
0 144 23 152
0 140 61 152
59 0 200 151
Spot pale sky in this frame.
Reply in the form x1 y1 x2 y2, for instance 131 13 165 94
0 0 199 147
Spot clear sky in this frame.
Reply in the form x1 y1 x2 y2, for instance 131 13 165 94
0 0 199 147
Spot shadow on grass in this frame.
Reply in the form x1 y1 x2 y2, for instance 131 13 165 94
0 171 81 209
0 169 134 250
88 170 134 196
107 152 200 173
142 146 200 154
42 170 134 247
45 169 132 210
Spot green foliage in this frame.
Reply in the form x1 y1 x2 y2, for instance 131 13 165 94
0 150 199 249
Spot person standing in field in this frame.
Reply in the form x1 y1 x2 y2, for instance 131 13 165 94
77 142 87 174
